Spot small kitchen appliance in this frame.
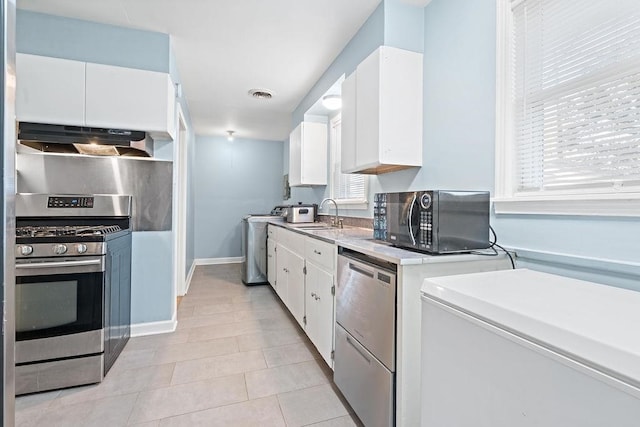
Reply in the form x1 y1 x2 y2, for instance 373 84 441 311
373 190 490 254
14 193 132 395
285 203 317 223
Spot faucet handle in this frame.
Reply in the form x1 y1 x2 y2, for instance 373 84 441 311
338 218 344 229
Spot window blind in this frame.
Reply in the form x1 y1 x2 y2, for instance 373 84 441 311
512 0 640 193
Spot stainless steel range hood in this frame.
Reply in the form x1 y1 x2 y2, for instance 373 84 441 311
18 122 154 157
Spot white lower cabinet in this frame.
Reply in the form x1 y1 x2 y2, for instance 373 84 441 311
305 260 334 366
267 238 276 290
285 248 305 328
275 243 289 304
270 225 337 369
273 228 306 328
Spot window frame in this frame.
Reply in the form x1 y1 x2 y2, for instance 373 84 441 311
494 0 640 217
328 113 368 210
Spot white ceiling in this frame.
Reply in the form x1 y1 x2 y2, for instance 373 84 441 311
17 0 388 141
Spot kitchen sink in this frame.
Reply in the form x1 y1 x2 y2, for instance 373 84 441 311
295 225 335 230
290 223 335 230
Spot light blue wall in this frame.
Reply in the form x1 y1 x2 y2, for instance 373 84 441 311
417 0 640 291
292 0 640 291
17 10 169 72
383 0 424 53
131 232 173 323
194 136 284 258
15 11 192 323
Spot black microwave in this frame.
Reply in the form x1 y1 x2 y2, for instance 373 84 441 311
373 190 491 254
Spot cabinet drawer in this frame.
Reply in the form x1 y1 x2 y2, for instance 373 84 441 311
278 228 305 254
305 237 334 271
334 325 394 427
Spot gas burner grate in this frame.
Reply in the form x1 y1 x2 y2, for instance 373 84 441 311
16 224 123 238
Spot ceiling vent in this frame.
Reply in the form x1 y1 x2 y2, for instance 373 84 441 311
248 89 274 99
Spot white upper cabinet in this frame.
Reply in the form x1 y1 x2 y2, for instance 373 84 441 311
289 121 328 186
85 63 175 139
16 54 86 126
341 46 423 174
340 72 357 173
16 53 176 140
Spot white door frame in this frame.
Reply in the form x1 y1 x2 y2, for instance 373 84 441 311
173 104 189 300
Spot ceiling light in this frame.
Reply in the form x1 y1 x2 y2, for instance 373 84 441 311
322 94 342 110
248 89 274 99
227 130 235 141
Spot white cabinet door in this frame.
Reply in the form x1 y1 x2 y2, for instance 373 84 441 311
275 244 289 303
85 63 175 138
306 261 334 367
355 49 382 169
287 251 306 328
16 54 86 125
343 46 423 174
340 71 357 173
289 121 327 186
267 238 276 289
289 124 302 186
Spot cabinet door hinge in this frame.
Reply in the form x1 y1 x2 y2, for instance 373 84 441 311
303 315 307 325
331 285 335 296
331 349 335 360
303 266 307 275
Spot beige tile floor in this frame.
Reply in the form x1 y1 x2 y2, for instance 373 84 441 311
15 263 362 426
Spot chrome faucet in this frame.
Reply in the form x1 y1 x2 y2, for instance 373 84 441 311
320 198 341 228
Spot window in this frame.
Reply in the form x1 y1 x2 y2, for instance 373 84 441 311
495 0 640 216
329 114 368 208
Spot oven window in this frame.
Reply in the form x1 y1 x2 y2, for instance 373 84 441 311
16 280 78 332
16 272 103 341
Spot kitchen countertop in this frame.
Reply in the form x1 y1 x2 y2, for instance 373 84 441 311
269 221 507 266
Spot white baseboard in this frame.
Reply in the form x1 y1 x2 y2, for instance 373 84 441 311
130 318 177 337
195 257 244 265
184 260 197 294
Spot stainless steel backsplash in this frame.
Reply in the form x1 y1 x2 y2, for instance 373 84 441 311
16 152 172 231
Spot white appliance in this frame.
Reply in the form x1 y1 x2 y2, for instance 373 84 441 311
420 269 640 427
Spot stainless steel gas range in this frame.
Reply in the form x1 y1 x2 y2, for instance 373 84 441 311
14 194 133 395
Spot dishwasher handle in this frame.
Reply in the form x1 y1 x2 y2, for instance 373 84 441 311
349 262 374 278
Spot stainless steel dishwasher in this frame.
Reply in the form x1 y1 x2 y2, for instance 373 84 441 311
334 247 397 427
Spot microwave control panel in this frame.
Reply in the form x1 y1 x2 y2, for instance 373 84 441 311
373 193 387 240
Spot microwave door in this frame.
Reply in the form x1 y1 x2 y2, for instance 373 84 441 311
386 192 418 246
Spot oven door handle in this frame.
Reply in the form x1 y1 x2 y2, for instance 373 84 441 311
15 258 104 276
16 259 102 269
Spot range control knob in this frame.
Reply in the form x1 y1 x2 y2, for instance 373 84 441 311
19 245 33 256
76 244 88 254
53 244 68 255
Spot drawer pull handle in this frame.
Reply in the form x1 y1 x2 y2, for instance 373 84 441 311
311 292 316 298
314 249 322 255
346 336 371 364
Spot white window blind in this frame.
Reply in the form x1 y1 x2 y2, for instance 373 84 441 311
512 0 640 194
330 116 367 204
